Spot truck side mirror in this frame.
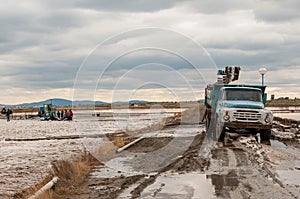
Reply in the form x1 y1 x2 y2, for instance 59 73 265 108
263 93 267 104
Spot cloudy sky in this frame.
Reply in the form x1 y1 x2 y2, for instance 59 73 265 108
1 0 299 104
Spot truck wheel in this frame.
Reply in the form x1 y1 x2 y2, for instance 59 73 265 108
260 129 271 145
205 114 210 131
250 131 259 142
219 128 225 141
254 134 259 142
216 119 225 141
205 110 211 132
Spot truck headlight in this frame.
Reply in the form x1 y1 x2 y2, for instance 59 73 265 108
265 114 272 124
223 115 230 121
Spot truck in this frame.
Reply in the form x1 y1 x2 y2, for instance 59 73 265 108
204 66 273 144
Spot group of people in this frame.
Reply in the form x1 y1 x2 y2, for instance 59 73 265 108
56 109 73 120
1 107 13 122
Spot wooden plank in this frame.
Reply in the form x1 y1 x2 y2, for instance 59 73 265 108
5 134 106 142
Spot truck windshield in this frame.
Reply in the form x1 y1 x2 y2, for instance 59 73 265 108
224 90 262 102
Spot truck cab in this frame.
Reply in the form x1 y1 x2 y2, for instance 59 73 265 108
216 87 273 141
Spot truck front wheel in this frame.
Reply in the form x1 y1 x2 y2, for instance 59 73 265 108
260 129 271 145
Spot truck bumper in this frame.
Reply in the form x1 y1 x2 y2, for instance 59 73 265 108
223 122 272 130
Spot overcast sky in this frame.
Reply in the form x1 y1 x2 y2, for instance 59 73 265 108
1 0 299 104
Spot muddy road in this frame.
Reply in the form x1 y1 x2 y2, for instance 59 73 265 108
67 125 300 199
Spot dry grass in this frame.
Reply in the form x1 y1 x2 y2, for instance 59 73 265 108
50 152 99 198
15 152 100 199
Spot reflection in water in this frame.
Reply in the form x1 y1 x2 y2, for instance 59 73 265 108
207 170 239 196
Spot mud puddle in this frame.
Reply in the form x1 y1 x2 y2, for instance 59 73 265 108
138 171 240 198
275 164 300 198
270 139 287 149
276 169 300 185
140 172 217 199
207 170 239 197
90 157 144 179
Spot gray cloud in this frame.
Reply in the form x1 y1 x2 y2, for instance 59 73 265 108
181 0 253 14
75 0 185 12
183 0 300 22
253 0 300 22
0 65 77 89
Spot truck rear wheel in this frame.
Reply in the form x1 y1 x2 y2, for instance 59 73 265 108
260 129 271 145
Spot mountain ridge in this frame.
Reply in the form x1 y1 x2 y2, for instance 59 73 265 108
0 98 150 108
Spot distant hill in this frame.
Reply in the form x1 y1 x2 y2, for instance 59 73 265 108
73 100 109 106
21 98 72 107
112 100 148 105
129 100 148 104
0 98 151 108
0 98 108 108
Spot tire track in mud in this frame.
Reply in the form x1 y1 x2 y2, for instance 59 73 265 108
211 148 229 167
231 148 249 167
209 145 250 199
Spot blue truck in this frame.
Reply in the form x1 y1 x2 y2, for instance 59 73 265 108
204 66 273 143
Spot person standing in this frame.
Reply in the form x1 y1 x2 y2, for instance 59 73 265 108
6 108 12 122
60 110 64 119
68 109 73 120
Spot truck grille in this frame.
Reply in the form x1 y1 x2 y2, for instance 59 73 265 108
233 110 261 121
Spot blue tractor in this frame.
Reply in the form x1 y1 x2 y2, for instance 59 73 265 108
39 103 59 120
